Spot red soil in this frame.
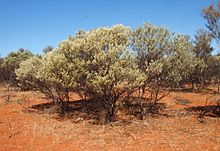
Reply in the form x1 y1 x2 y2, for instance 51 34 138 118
0 90 219 151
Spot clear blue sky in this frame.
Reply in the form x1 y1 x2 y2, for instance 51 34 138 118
0 0 218 57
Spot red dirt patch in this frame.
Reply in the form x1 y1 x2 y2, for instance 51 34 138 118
0 90 219 151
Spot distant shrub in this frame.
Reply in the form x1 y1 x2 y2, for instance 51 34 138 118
0 48 33 84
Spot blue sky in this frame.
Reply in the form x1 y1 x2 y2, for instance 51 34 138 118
0 0 218 57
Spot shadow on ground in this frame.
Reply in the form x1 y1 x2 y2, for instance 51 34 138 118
26 99 105 123
22 96 170 124
121 97 167 119
185 105 220 117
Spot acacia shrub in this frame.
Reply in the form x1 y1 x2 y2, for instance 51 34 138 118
189 29 213 91
2 49 33 84
16 52 70 116
131 23 196 117
16 25 145 122
58 25 145 122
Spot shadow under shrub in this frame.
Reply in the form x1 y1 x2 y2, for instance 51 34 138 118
122 96 167 120
24 95 167 124
185 105 220 118
26 98 108 124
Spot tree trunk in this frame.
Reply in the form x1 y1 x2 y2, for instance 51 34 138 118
218 81 220 93
192 82 194 90
217 102 220 116
104 98 117 123
55 99 65 117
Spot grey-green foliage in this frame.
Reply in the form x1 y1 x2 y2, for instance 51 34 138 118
0 57 4 82
16 25 145 121
16 23 208 122
194 29 213 59
190 29 213 90
58 25 145 122
1 49 33 83
211 55 220 92
172 34 198 84
16 52 70 116
131 23 196 101
16 56 42 89
4 48 33 69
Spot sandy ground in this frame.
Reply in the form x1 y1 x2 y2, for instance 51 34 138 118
0 89 219 151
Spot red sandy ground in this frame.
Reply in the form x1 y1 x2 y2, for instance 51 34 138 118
0 89 219 151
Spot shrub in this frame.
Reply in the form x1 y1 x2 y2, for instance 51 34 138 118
58 25 145 122
131 23 196 117
1 49 33 84
16 25 145 121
